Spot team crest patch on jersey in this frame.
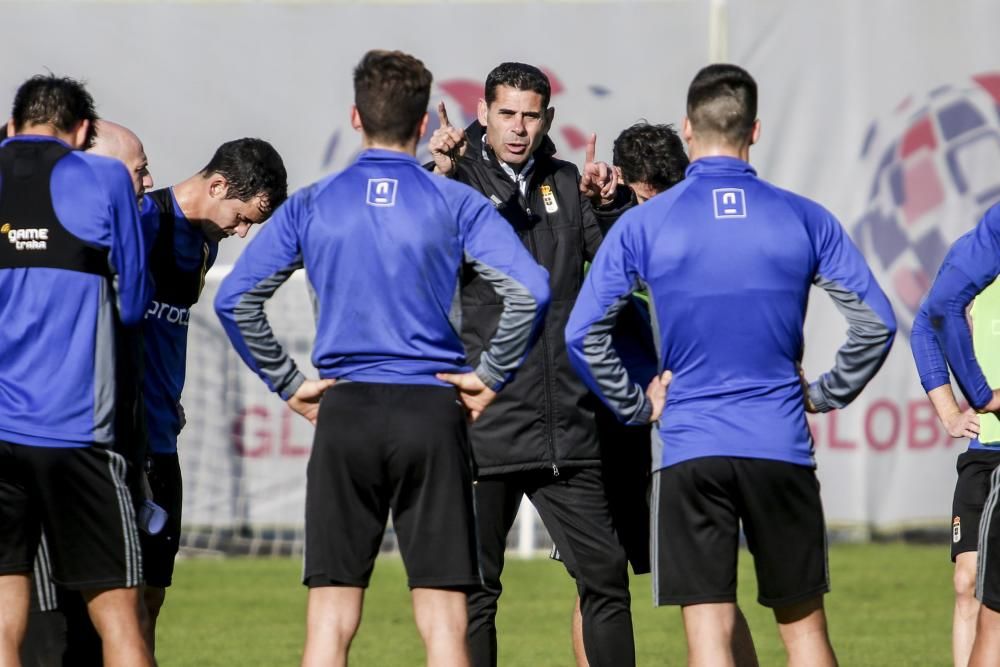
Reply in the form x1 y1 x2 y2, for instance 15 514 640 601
540 184 559 213
953 515 962 543
712 188 747 219
366 178 398 207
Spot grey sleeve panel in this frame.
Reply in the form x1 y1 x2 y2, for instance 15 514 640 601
233 256 307 401
464 250 543 390
809 276 894 412
580 288 652 425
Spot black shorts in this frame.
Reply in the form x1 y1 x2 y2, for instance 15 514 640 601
0 441 142 590
952 450 1000 560
652 456 829 608
975 459 1000 610
303 382 480 590
595 407 651 574
139 452 183 588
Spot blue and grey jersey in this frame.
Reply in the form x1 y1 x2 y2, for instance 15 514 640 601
566 156 896 469
922 203 1000 411
215 148 550 397
0 136 150 448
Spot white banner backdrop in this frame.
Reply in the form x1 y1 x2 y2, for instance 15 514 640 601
728 0 1000 529
3 1 999 538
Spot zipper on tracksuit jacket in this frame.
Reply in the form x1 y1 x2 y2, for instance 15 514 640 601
519 184 560 478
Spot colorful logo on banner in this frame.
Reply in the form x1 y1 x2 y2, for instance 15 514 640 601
852 73 1000 337
321 69 611 170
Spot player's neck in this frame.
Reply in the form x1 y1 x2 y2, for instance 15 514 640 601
170 177 202 223
361 134 419 156
11 122 80 147
688 142 751 163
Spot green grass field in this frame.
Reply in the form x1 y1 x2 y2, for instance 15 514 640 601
157 543 952 666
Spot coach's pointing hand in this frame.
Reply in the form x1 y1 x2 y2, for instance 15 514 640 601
429 101 467 177
579 133 618 206
287 378 337 425
436 371 497 423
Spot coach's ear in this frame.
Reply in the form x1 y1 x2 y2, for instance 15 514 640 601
682 117 693 145
750 119 761 146
350 105 363 133
477 98 488 127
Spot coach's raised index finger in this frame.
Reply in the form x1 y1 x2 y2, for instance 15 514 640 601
585 132 597 165
437 101 452 129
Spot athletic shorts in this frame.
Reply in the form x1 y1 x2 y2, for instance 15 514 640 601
974 459 1000 610
0 441 143 590
139 452 183 588
303 382 480 591
952 450 1000 560
652 456 829 608
596 409 651 575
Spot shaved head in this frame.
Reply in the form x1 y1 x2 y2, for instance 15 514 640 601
89 120 152 200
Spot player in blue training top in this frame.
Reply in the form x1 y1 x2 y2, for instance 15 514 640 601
139 137 287 652
912 277 992 667
215 50 550 667
921 202 1000 666
21 118 156 667
566 64 896 667
0 75 154 667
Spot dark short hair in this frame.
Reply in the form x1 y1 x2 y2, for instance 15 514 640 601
353 50 433 145
200 138 288 213
686 64 757 146
613 122 689 193
11 75 99 148
485 63 551 108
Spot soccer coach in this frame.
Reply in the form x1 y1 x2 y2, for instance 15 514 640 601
567 64 896 666
215 50 550 667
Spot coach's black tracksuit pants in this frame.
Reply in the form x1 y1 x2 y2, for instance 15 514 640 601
467 467 635 667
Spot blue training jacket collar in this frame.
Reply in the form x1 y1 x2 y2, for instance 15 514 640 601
685 155 757 178
1 135 72 149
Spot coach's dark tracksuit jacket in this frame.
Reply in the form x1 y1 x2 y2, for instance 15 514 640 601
448 122 627 476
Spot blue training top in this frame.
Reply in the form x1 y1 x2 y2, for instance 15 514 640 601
566 156 896 470
140 190 218 455
0 136 150 448
215 148 550 397
922 203 1000 415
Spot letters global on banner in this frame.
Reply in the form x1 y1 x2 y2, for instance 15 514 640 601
808 398 969 453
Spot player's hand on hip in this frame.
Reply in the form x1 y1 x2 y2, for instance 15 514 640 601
287 379 337 425
943 407 980 439
579 133 618 206
798 365 819 413
436 371 497 423
429 101 467 177
645 370 673 423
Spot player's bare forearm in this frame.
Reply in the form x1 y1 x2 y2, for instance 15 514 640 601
927 385 980 439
